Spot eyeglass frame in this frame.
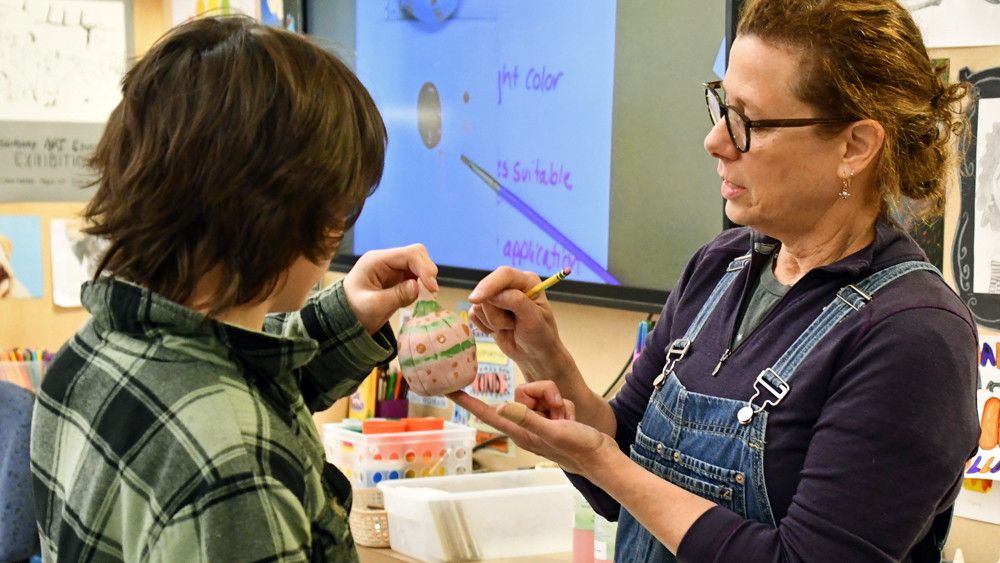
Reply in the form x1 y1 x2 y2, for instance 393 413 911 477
703 81 856 153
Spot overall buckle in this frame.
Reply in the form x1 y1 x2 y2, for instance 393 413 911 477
737 368 790 425
835 284 872 311
655 339 691 389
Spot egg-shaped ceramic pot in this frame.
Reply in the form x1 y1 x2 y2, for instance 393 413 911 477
399 298 477 396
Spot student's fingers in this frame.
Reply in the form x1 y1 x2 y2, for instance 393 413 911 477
468 267 541 304
365 244 439 294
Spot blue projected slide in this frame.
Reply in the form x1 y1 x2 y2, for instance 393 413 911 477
353 0 618 284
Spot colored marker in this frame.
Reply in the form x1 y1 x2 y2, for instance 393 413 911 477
460 154 620 285
525 267 571 299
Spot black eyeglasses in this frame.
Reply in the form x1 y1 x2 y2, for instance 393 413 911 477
703 81 855 153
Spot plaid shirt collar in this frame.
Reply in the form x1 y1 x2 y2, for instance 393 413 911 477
81 278 320 380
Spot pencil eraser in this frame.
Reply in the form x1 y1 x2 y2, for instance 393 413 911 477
498 401 527 425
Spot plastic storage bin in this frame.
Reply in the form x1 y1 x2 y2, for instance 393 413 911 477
377 469 574 563
323 421 475 488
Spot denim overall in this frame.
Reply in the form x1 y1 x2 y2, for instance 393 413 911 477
615 256 942 562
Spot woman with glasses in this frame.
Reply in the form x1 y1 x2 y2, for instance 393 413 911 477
450 0 979 561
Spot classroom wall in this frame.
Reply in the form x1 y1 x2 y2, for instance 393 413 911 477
2 2 999 561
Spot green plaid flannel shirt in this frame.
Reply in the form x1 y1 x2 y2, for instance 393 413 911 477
31 278 395 562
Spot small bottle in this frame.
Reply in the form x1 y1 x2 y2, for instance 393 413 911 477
572 490 595 563
594 514 618 563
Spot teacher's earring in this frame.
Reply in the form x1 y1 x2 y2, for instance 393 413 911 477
839 169 854 199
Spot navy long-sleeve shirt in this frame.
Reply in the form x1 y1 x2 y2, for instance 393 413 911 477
572 223 980 562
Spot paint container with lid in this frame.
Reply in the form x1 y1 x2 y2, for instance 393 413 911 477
572 490 595 563
594 514 618 563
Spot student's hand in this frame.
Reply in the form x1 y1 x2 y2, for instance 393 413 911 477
448 388 619 479
343 244 439 335
467 267 574 381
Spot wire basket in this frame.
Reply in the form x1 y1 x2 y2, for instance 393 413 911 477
350 488 390 548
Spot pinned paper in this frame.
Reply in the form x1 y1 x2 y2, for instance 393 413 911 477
50 219 108 308
0 215 43 299
906 0 1000 48
454 301 517 456
955 478 1000 525
712 38 727 80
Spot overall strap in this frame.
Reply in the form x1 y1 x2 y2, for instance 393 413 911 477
738 261 942 424
657 253 750 384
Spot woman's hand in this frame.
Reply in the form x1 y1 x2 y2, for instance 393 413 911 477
467 267 573 381
448 383 621 479
343 244 439 335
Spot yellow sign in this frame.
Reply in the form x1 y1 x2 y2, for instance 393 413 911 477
477 342 509 365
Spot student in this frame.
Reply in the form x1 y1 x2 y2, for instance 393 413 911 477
30 16 436 562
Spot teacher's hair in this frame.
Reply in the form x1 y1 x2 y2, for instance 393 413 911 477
738 0 970 223
82 16 386 316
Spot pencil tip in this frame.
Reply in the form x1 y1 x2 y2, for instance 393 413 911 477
460 154 470 165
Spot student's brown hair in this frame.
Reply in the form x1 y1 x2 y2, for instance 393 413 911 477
83 16 386 315
737 0 969 223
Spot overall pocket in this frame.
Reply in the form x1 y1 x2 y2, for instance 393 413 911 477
631 427 748 517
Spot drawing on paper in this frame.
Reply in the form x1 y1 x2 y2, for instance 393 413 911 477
0 0 126 123
0 215 43 299
974 100 1000 293
50 219 108 308
906 0 1000 48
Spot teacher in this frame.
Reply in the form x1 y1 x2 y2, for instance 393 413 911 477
451 0 980 560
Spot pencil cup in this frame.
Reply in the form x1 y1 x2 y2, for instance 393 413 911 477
375 399 409 419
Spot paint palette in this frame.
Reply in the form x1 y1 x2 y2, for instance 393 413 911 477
323 421 475 488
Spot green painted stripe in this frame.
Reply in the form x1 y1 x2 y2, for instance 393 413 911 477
399 337 476 369
413 299 443 317
400 313 465 335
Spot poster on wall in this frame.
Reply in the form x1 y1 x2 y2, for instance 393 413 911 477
969 333 1000 479
50 219 108 308
258 0 300 31
454 301 517 457
955 331 1000 523
170 0 256 26
0 215 44 300
904 0 1000 49
952 67 1000 328
0 0 128 202
973 97 1000 294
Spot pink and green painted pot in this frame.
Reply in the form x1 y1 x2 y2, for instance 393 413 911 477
399 299 477 396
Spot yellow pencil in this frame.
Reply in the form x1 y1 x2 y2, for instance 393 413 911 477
525 267 571 299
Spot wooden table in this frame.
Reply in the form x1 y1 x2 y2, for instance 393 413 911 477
357 546 572 563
